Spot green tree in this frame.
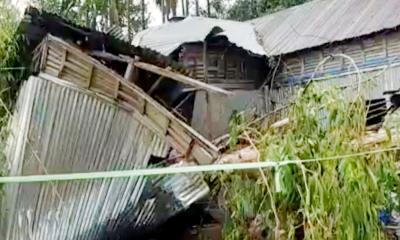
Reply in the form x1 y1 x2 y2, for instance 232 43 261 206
37 0 149 41
156 0 178 22
207 0 309 21
0 3 29 110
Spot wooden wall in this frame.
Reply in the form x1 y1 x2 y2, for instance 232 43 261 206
179 43 267 90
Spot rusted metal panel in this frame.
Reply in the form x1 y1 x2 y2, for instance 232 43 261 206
250 0 400 56
1 76 209 239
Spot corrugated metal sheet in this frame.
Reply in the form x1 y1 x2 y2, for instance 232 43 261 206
191 90 266 139
250 0 400 56
132 16 266 56
1 76 209 239
275 31 400 86
267 64 400 114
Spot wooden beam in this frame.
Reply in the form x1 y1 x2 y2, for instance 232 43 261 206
124 60 136 82
89 51 129 62
148 76 164 95
134 61 232 95
89 50 231 95
217 129 400 164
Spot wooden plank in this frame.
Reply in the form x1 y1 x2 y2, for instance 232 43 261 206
64 61 91 78
167 128 190 152
90 50 130 63
40 42 49 71
191 143 213 165
148 76 164 95
86 65 93 88
124 60 136 82
145 103 170 134
48 45 64 59
47 54 61 66
118 91 145 113
134 61 232 95
62 68 88 85
169 120 193 145
58 48 67 77
166 135 187 155
66 53 91 72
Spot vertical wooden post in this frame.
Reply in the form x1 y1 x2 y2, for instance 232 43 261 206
203 41 212 139
124 57 139 83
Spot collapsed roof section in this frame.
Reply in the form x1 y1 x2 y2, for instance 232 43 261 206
132 16 267 56
34 34 219 164
22 7 189 74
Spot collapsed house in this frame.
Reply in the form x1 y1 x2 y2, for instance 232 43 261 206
3 0 400 239
0 8 226 240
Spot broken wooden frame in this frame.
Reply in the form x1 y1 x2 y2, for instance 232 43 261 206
34 34 219 164
217 127 400 164
89 50 232 95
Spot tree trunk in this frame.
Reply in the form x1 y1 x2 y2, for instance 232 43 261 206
161 0 166 23
109 0 119 27
181 0 185 16
195 0 199 16
141 0 146 29
171 0 177 17
207 0 210 17
166 0 170 20
185 0 189 16
127 0 132 41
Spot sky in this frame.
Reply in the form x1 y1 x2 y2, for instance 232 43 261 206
11 0 212 27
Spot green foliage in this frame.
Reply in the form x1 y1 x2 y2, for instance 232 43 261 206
218 85 400 239
208 0 309 21
0 2 23 192
0 3 29 111
37 0 149 41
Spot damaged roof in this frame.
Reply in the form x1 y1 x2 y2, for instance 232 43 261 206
250 0 400 56
22 7 189 73
132 16 266 56
133 0 400 58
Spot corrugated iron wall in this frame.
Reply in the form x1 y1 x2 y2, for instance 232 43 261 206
2 76 172 239
276 31 400 86
265 30 400 116
192 90 266 140
266 64 400 115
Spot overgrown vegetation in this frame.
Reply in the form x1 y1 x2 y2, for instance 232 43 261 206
0 3 30 112
213 85 400 239
0 3 28 191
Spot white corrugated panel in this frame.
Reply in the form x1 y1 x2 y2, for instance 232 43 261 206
132 16 266 56
1 76 208 239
